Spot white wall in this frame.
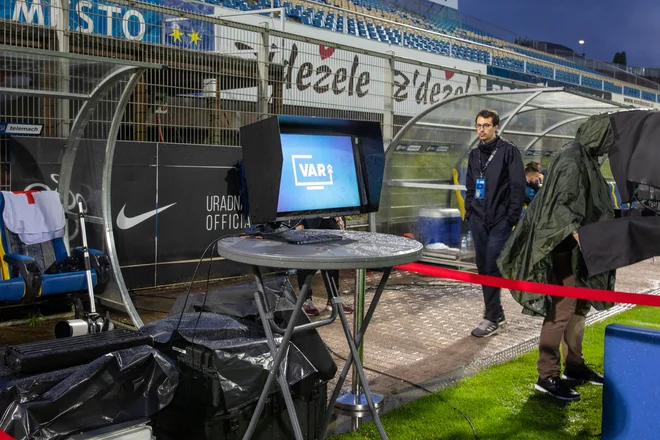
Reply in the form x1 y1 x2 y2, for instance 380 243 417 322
611 94 659 109
212 6 660 113
213 9 484 116
429 0 458 10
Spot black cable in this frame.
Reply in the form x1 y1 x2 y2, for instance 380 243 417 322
163 220 309 414
134 305 171 314
171 222 291 336
172 235 225 336
131 293 179 299
326 347 479 440
191 248 216 372
634 195 660 215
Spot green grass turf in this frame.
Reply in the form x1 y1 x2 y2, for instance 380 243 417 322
330 306 660 440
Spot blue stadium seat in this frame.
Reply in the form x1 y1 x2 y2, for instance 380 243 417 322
642 91 656 102
270 0 656 99
604 81 622 94
582 76 604 90
555 70 580 85
624 86 641 98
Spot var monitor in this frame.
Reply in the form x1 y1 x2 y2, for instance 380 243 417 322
277 133 363 218
239 116 385 225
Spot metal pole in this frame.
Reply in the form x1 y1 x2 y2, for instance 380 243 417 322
335 269 384 418
78 201 96 314
257 22 270 120
53 0 70 138
320 268 392 440
352 268 366 431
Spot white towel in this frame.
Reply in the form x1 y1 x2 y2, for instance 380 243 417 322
2 191 65 245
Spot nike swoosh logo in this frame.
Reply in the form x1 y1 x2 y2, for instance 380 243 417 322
116 203 177 230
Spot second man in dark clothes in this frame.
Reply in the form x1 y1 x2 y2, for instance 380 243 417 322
295 217 354 316
465 109 526 338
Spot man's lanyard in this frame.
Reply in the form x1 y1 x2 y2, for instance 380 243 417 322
479 147 499 178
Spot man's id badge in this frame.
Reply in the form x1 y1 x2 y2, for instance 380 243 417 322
475 178 486 200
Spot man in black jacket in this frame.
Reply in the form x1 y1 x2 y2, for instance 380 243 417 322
465 109 526 337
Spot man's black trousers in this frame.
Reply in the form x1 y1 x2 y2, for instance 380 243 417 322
469 218 512 322
297 269 339 300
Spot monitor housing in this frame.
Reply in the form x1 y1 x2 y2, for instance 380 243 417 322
240 116 385 225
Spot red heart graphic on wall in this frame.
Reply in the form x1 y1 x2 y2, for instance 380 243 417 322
319 45 336 60
445 70 455 80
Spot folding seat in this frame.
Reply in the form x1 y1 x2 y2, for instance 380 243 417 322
0 190 110 305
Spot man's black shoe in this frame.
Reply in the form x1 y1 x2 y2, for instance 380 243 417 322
535 376 580 401
562 364 604 386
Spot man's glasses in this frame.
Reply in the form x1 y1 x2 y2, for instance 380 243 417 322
475 124 493 130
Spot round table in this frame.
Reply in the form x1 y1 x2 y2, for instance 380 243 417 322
216 230 423 270
216 230 423 440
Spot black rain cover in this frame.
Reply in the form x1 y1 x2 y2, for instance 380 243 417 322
0 345 178 440
608 109 660 203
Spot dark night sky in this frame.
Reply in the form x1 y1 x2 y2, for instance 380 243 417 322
458 0 659 68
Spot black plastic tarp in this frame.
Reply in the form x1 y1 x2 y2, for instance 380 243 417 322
579 109 660 275
167 276 336 383
608 109 660 204
0 345 178 440
141 275 337 413
168 276 296 318
141 312 323 413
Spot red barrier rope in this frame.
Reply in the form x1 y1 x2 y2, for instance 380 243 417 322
395 262 660 307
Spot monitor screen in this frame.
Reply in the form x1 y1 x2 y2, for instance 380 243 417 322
277 133 362 217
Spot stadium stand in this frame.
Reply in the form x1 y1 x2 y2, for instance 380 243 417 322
210 0 658 102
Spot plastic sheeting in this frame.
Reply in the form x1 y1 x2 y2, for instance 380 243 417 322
141 276 336 413
0 345 178 440
168 276 295 319
141 312 322 413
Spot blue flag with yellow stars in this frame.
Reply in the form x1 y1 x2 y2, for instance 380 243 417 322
164 0 215 51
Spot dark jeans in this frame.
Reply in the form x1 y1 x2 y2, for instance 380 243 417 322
297 269 339 301
470 217 512 322
296 217 342 300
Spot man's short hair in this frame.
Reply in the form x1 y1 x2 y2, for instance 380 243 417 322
525 162 541 173
475 109 500 126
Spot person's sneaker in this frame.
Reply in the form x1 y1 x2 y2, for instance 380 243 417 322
471 319 500 337
303 298 319 316
562 364 604 385
482 312 507 325
535 376 580 401
325 300 354 314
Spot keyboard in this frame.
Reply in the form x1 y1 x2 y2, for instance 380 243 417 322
267 229 344 245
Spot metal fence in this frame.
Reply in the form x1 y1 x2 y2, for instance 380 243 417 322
0 0 534 147
555 53 660 91
0 0 650 160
